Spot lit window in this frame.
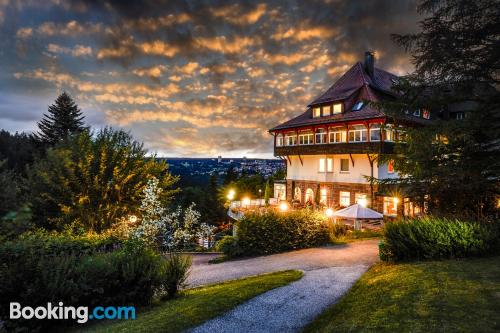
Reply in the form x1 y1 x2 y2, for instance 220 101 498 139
276 135 283 146
313 107 321 118
327 158 333 172
384 126 395 142
454 112 465 120
352 102 364 111
348 125 367 142
315 128 327 144
422 109 430 119
340 191 350 207
388 160 394 174
355 193 367 204
285 133 297 146
340 158 349 172
329 127 347 143
320 189 327 204
383 197 398 216
322 105 331 116
370 124 381 141
333 103 342 114
319 158 325 172
299 132 313 145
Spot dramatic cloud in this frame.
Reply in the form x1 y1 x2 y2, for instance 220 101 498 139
0 0 420 157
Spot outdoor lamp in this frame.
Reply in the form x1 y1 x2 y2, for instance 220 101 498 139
227 189 236 201
128 215 138 223
279 202 288 212
325 208 334 217
242 197 251 206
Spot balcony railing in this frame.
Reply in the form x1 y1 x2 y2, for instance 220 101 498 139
274 141 395 156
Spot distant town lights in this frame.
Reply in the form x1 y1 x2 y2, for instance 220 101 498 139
325 208 334 217
358 198 367 207
227 189 236 201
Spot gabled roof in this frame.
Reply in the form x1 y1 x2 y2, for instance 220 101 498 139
269 61 399 132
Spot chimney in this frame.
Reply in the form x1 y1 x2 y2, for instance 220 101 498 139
364 51 374 79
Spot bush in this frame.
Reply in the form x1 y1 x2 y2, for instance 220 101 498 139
235 209 331 256
215 235 243 257
161 253 192 299
379 217 500 261
0 234 166 332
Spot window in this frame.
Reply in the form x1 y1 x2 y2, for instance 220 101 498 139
294 187 301 202
340 191 350 207
422 109 430 119
313 107 321 118
305 188 314 203
384 126 395 142
355 193 367 206
348 125 367 142
327 158 333 172
276 135 283 146
322 105 331 116
285 133 297 146
369 124 381 141
299 132 313 145
352 101 364 111
319 158 325 172
320 189 327 204
383 197 398 216
315 128 327 144
329 127 347 143
387 160 394 174
413 109 421 117
333 103 342 114
453 112 465 120
340 158 349 172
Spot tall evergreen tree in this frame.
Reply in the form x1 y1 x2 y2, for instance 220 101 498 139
36 92 86 145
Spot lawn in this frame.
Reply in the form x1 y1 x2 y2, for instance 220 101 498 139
78 270 302 333
304 256 500 333
331 229 381 244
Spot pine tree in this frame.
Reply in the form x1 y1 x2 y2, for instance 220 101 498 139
36 92 86 145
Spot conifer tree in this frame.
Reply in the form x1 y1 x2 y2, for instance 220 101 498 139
36 92 86 145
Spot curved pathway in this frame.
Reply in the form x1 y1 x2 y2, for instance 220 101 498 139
187 240 379 333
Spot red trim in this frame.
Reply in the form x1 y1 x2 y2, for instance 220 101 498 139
274 117 386 134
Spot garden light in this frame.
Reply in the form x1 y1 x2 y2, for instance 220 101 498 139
279 202 288 212
358 198 367 207
227 189 236 201
128 215 138 223
325 208 334 217
393 197 399 205
242 197 251 206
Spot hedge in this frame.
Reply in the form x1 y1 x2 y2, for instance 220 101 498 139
379 217 500 261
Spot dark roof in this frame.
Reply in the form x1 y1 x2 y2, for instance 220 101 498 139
269 62 399 132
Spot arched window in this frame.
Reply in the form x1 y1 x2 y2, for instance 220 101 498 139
294 187 302 202
305 188 314 204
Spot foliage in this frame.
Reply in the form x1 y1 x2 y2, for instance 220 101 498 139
304 256 500 333
160 253 192 299
264 180 271 206
373 0 500 218
36 91 86 145
379 217 500 261
0 161 23 218
28 128 179 232
0 205 34 240
0 129 38 175
215 235 243 257
80 270 303 333
0 233 167 331
234 209 331 256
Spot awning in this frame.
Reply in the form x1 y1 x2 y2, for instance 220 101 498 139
332 204 383 219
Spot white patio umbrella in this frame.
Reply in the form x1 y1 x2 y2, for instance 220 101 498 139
332 204 383 230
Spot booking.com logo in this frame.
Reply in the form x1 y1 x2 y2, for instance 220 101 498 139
10 302 136 323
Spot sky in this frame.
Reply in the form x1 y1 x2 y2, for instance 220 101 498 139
0 0 421 158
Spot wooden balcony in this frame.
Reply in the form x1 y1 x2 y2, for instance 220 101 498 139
274 141 395 156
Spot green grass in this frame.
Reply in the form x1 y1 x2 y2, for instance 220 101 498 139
78 270 303 333
331 229 381 244
304 256 500 333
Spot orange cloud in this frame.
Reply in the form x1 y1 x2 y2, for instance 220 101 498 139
210 3 266 25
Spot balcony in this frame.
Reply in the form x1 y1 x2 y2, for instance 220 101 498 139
274 141 395 156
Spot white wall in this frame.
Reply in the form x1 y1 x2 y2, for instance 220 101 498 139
287 154 379 184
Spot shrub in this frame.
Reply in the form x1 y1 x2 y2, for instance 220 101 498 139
0 234 166 331
160 253 192 299
235 209 331 256
379 217 500 261
215 235 243 257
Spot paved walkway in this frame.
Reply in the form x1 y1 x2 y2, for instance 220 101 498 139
187 240 379 333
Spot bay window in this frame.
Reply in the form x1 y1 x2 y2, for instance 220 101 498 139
348 125 367 142
369 124 381 141
315 128 327 144
299 132 313 145
329 127 347 143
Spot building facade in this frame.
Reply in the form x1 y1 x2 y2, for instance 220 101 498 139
269 52 429 217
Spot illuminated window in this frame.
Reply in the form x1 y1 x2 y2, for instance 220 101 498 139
388 160 394 174
285 133 297 146
319 158 325 172
348 125 367 142
327 158 333 172
355 193 367 205
333 103 342 114
329 127 347 143
305 188 314 203
340 158 349 172
370 124 381 141
422 109 430 119
383 197 398 216
276 135 283 146
384 126 395 142
299 132 313 145
322 105 331 116
340 191 350 207
315 128 327 144
313 107 321 118
320 189 327 204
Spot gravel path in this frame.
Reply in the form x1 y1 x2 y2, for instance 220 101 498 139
187 240 379 333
